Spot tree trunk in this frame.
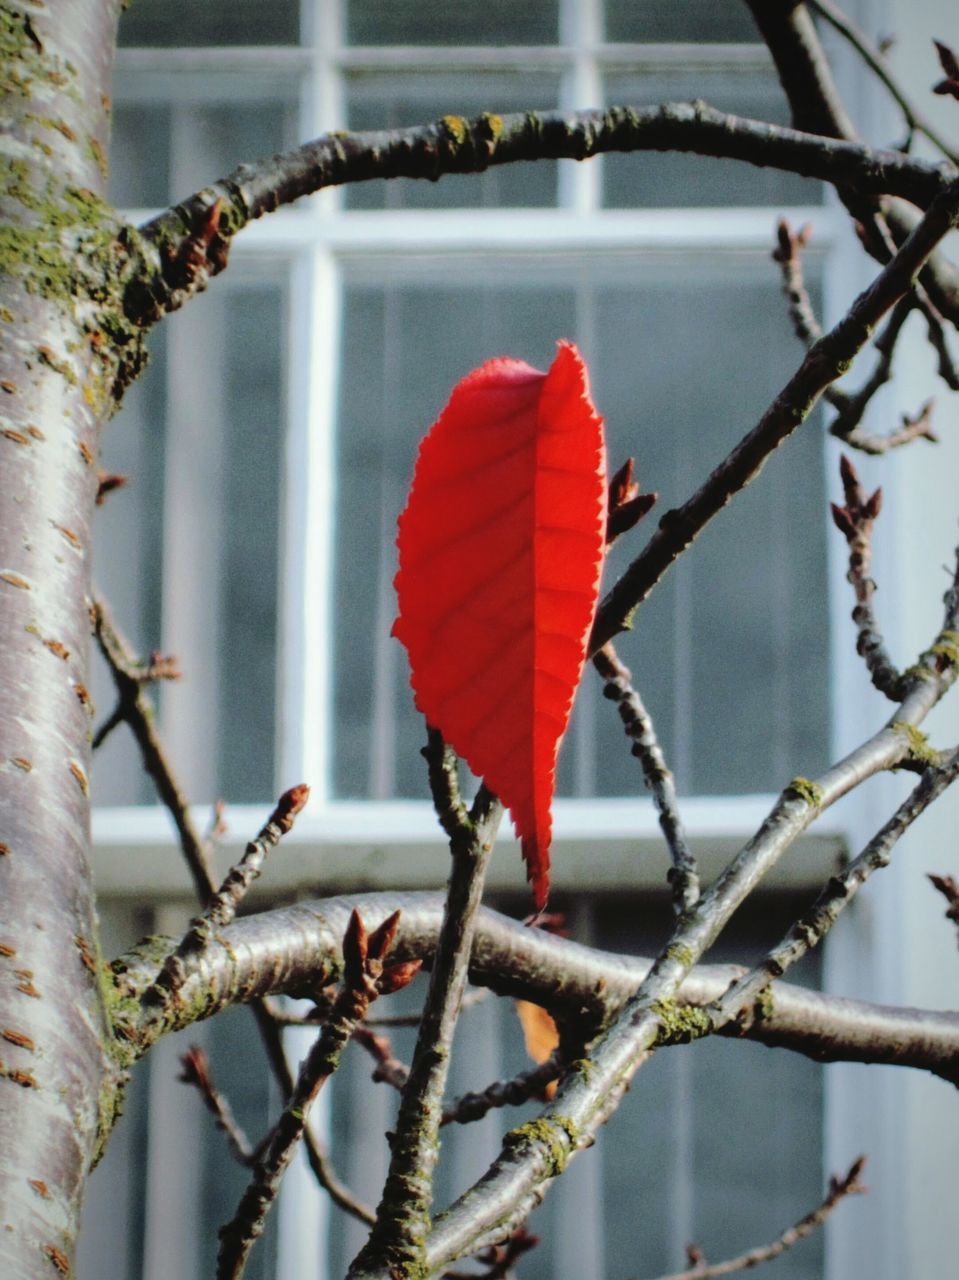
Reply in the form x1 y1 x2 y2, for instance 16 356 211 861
0 3 137 1274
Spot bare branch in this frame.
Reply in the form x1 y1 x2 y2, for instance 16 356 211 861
355 1021 568 1126
348 772 503 1276
141 785 309 1019
109 891 959 1090
422 727 471 844
830 454 902 698
635 1156 867 1280
93 595 217 901
928 873 959 946
709 746 959 1035
217 909 412 1280
745 0 959 325
128 105 952 323
441 1052 565 1127
179 1046 259 1167
93 597 374 1224
591 174 959 649
771 223 943 453
772 219 825 349
424 648 958 1273
809 0 959 163
354 1025 410 1094
248 1000 375 1227
593 643 698 913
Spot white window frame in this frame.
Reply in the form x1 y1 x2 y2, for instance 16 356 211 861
82 3 959 1278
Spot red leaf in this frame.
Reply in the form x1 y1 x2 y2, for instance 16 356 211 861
393 341 607 908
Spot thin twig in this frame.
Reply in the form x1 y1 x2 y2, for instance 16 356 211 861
248 999 376 1225
928 872 959 946
422 726 471 843
827 295 913 442
353 1026 410 1093
635 1157 867 1280
830 454 902 699
424 596 959 1272
140 785 309 1018
473 1227 540 1280
840 399 940 456
746 0 959 328
90 702 125 751
218 911 417 1280
94 597 372 1222
593 643 698 913
354 1025 567 1126
772 222 940 454
709 745 959 1034
347 741 503 1278
808 0 959 163
179 1045 260 1166
92 595 218 902
441 1052 565 1127
771 219 828 349
130 104 953 322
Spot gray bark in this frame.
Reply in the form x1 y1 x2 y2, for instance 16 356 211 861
0 3 137 1274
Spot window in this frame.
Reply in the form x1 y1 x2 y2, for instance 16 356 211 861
84 3 895 1279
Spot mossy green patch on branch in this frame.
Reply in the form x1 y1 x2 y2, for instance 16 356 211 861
440 114 469 145
784 776 824 808
504 1114 578 1177
891 721 941 768
929 628 959 668
479 111 504 141
664 941 695 969
753 985 775 1022
652 999 712 1046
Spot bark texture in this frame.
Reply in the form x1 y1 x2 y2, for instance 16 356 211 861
0 3 137 1274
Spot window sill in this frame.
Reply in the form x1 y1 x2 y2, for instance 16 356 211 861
91 796 845 901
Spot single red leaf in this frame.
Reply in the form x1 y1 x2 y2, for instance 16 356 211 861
393 341 607 908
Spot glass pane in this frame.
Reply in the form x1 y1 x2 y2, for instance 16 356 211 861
605 0 759 43
110 86 299 209
345 72 560 209
347 0 558 45
91 330 167 807
580 263 829 798
118 0 300 46
603 69 822 207
91 275 284 807
332 259 829 802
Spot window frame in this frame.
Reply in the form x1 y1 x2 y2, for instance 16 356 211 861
86 3 959 1278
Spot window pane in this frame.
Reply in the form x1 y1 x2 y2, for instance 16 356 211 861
91 275 284 807
109 79 299 209
118 0 300 47
603 69 822 207
577 263 829 798
92 331 168 807
344 72 560 209
332 259 829 802
347 0 558 46
605 0 759 43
